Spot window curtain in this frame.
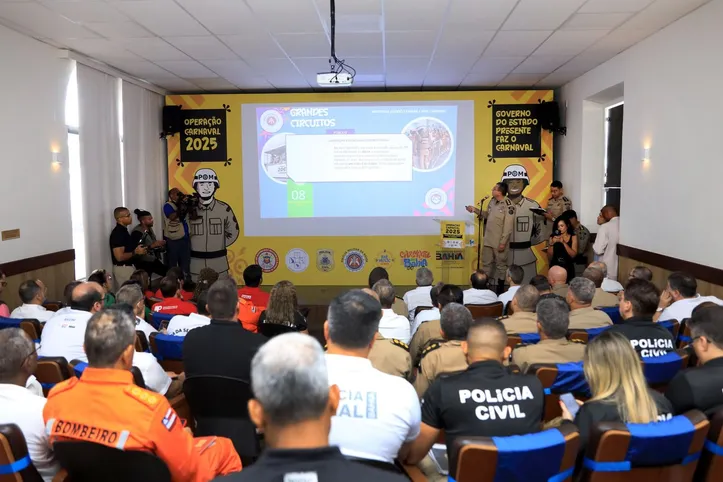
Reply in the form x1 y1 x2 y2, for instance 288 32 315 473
121 81 165 234
77 64 122 275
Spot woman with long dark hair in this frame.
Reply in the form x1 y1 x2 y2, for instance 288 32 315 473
258 281 308 337
546 217 577 283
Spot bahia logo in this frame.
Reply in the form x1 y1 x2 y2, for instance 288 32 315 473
399 250 431 270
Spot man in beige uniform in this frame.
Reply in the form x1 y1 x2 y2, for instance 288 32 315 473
189 168 240 278
583 267 619 307
567 277 613 330
414 303 471 398
466 182 515 294
409 285 463 366
511 297 585 373
498 285 540 334
548 266 569 298
368 333 412 380
545 181 572 225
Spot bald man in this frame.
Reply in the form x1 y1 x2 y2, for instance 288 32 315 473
593 205 619 281
547 266 569 298
404 318 544 481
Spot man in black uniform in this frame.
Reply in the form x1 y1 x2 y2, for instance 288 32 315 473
404 318 544 479
608 278 675 357
665 305 723 415
109 206 147 290
213 332 405 482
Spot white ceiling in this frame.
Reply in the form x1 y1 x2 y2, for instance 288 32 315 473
0 0 712 92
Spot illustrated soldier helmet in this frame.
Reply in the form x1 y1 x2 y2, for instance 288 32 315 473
193 168 220 188
501 164 530 185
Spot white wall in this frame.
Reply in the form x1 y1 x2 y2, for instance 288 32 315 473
0 25 72 263
558 0 723 269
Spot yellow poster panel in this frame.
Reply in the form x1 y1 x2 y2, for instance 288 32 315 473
440 221 465 250
166 91 553 286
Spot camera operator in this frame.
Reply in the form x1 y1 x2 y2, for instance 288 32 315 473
163 188 192 279
131 209 168 278
110 207 147 290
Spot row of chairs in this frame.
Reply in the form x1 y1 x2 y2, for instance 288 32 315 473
414 301 505 319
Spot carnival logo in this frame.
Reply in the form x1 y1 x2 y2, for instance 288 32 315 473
374 250 395 268
399 250 431 270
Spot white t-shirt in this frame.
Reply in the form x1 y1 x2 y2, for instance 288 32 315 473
166 313 211 337
0 384 60 482
325 354 421 463
135 317 158 340
378 309 411 343
38 309 92 362
403 286 433 322
10 304 55 323
412 307 440 337
660 295 723 322
498 285 521 308
463 288 498 305
132 352 172 395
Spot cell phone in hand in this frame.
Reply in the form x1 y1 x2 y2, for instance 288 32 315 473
560 393 580 418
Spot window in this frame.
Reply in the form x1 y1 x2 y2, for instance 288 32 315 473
66 63 87 279
603 101 623 212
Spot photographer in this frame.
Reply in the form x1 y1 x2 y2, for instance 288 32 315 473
131 209 168 278
163 188 191 278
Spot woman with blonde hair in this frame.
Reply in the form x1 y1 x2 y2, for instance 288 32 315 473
258 280 308 337
561 330 672 451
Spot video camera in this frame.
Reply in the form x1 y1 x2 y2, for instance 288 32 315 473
177 192 201 220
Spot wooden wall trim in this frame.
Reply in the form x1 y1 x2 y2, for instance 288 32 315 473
1 250 75 277
617 244 723 286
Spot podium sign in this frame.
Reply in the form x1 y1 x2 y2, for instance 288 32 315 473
441 221 465 250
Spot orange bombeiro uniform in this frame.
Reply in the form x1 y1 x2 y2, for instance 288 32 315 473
43 367 242 482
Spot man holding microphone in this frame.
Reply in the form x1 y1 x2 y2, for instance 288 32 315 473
466 183 516 295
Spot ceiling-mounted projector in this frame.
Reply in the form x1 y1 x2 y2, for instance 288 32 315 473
317 71 353 87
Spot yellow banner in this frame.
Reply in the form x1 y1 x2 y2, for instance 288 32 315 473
440 221 465 250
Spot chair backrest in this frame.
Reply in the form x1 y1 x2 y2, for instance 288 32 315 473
579 410 709 482
466 302 504 319
42 302 63 312
695 406 723 482
658 319 680 339
258 322 297 338
641 348 690 390
35 357 74 396
69 362 145 388
414 306 433 317
0 424 43 482
529 362 589 422
53 441 171 482
677 319 693 348
507 333 541 351
149 333 184 372
453 425 580 482
135 331 149 352
595 306 621 325
0 317 41 342
150 312 174 330
568 325 612 344
503 302 513 316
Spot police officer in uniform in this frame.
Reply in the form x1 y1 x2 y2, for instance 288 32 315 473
501 164 546 283
368 333 412 380
409 284 463 366
545 181 572 229
404 318 544 480
511 297 585 373
466 182 515 294
190 168 240 279
497 285 540 334
414 303 471 398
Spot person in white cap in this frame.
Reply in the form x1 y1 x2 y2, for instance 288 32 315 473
189 168 240 278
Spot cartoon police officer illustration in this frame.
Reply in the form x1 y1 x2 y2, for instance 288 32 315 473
189 168 240 278
501 164 547 283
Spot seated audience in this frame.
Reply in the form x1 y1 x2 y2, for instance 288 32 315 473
167 289 211 337
10 279 53 322
498 264 524 309
529 274 552 295
130 268 154 300
629 265 653 282
404 318 544 478
193 267 219 302
0 269 9 317
369 266 408 317
213 333 406 482
88 269 116 306
409 284 463 365
258 280 307 336
411 282 443 337
654 271 723 322
0 329 60 481
589 261 624 293
499 285 540 334
54 280 82 315
566 277 613 329
363 288 412 380
608 279 675 356
547 266 569 298
403 267 434 321
372 279 410 343
154 267 188 300
39 282 104 362
582 267 619 307
561 331 673 452
665 304 723 415
414 303 472 397
512 297 585 373
324 290 420 464
184 280 267 380
237 264 270 307
115 284 157 339
151 276 198 315
463 270 498 305
43 309 242 480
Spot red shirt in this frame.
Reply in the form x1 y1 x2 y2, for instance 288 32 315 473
154 289 191 301
152 298 198 316
237 287 270 307
144 290 156 300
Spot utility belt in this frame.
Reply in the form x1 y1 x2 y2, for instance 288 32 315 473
191 249 227 259
509 242 532 249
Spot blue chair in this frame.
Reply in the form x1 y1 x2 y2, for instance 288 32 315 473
568 325 612 343
508 333 541 350
695 406 723 482
150 312 174 330
595 306 621 325
35 357 74 396
0 316 42 341
658 319 680 339
452 426 580 482
149 333 184 372
579 410 709 482
529 362 589 422
641 348 690 389
0 423 44 482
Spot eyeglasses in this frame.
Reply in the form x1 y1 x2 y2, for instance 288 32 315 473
21 345 40 368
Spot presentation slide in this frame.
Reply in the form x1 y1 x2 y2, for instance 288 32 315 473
242 101 474 237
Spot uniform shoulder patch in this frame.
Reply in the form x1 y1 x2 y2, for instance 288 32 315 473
123 385 161 410
391 339 409 351
570 338 587 345
505 198 512 206
563 196 570 202
46 377 78 398
496 315 509 321
420 340 443 361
